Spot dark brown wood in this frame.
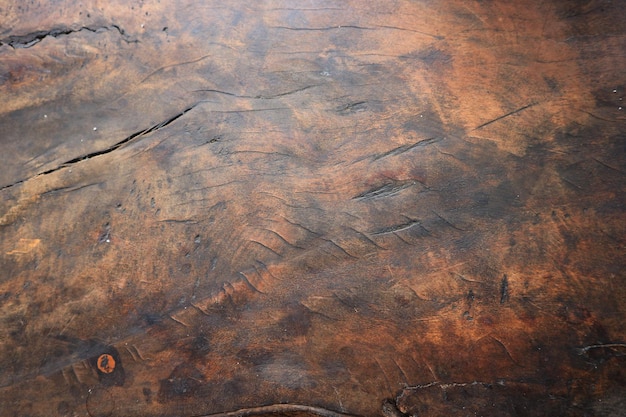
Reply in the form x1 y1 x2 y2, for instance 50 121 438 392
1 1 625 416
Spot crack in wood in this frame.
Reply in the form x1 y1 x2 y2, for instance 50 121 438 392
194 404 359 417
0 24 134 48
193 85 320 100
0 104 197 192
270 25 372 31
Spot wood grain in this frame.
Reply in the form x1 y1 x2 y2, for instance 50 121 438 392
1 1 625 416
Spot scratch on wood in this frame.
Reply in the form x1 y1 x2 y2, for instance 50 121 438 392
432 210 465 231
371 219 423 236
373 137 443 161
168 314 190 327
321 238 358 259
124 345 138 362
489 336 520 366
576 343 626 354
248 239 283 258
353 180 417 201
473 102 537 130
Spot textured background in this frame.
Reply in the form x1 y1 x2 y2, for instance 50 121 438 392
1 1 625 416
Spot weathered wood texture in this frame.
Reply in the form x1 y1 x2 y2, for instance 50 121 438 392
1 1 625 416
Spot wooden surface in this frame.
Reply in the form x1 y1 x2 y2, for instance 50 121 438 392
1 1 625 416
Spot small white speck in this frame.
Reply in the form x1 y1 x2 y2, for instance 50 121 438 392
420 114 423 117
106 239 110 243
141 24 144 28
80 139 83 142
68 169 72 173
619 107 622 110
614 89 618 93
43 114 47 118
93 127 97 131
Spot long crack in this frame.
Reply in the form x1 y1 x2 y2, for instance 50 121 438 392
0 104 197 192
0 24 135 48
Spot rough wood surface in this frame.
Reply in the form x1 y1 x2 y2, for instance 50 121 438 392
1 1 625 416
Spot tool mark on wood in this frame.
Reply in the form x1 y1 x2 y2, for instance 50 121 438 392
320 238 358 259
371 24 444 40
41 182 103 196
374 358 394 395
248 239 283 258
278 215 321 237
237 271 265 294
472 103 537 130
431 210 465 231
592 158 626 175
299 301 338 322
169 314 190 327
371 219 426 236
487 335 520 366
579 109 624 123
257 192 325 212
372 137 443 160
353 180 417 201
346 226 383 249
391 358 410 385
258 228 306 250
137 53 218 85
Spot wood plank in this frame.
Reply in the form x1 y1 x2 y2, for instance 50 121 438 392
1 1 625 416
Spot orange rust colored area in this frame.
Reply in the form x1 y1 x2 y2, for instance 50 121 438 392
96 354 116 374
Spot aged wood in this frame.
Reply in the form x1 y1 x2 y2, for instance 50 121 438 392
1 1 625 416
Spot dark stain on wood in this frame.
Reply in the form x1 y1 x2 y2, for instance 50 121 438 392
88 345 125 387
499 274 509 304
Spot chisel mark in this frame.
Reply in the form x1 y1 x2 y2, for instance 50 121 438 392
500 274 509 304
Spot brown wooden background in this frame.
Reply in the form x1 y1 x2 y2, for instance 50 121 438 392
1 1 625 416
